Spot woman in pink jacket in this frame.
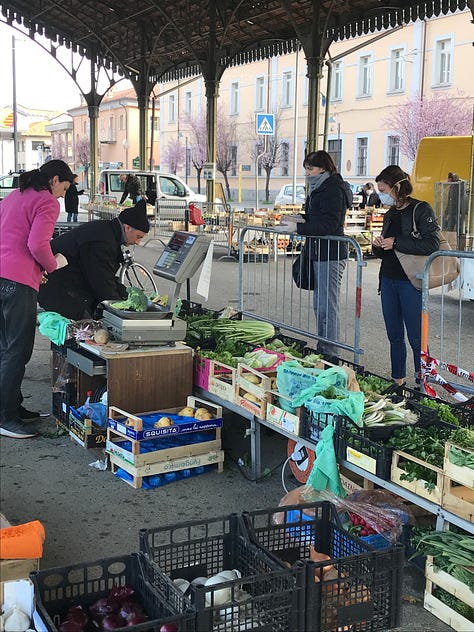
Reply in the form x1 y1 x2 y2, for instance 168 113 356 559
0 160 74 439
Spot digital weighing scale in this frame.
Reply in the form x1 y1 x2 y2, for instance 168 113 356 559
102 232 212 345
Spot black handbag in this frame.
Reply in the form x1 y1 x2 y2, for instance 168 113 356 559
292 240 314 290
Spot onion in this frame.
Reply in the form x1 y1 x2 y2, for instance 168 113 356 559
102 613 127 630
119 600 144 621
67 606 89 626
90 597 114 617
126 613 148 626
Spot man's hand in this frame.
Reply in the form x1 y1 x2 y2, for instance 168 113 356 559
274 219 298 233
55 253 68 270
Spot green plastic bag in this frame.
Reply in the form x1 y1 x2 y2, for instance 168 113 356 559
301 390 365 426
307 425 346 497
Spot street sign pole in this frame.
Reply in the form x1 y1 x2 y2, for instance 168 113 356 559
255 113 274 209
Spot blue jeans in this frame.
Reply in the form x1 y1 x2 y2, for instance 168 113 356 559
380 276 421 380
0 279 37 422
312 259 346 357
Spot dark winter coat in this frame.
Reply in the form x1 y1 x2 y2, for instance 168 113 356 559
296 173 353 261
38 218 128 319
64 182 84 215
372 199 439 281
119 174 143 205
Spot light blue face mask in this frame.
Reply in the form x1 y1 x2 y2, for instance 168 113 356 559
378 191 395 206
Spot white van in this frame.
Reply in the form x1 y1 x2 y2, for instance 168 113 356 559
98 169 207 206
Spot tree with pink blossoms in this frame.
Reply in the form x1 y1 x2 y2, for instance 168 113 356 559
51 134 68 162
164 137 185 174
216 107 238 201
383 92 471 161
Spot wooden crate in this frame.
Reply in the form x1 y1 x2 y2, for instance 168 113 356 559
265 390 301 437
236 363 277 399
444 442 474 488
207 359 236 401
442 441 474 521
69 414 107 449
391 450 444 504
106 397 224 488
424 556 474 632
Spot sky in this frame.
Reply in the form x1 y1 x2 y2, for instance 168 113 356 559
0 21 83 113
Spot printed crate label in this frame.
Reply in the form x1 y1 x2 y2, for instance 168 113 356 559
345 447 377 476
266 394 300 436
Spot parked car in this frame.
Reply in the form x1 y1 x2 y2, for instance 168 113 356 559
98 169 210 206
275 183 306 206
0 173 20 200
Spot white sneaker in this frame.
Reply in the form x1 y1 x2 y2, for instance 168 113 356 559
0 420 38 439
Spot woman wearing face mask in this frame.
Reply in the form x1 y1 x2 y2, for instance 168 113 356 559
373 165 439 387
278 150 353 359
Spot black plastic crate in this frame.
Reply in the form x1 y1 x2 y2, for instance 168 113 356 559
300 409 344 452
139 514 304 631
268 332 308 355
52 384 77 430
30 553 195 632
302 347 363 372
243 501 404 632
337 416 394 480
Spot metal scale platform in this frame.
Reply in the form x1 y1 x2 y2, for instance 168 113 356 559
102 231 211 345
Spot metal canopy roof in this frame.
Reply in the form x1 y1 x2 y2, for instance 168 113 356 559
1 1 471 85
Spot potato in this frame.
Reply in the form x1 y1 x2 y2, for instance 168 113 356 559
93 328 110 344
244 374 261 384
194 407 213 420
178 406 195 417
154 416 174 427
243 392 259 403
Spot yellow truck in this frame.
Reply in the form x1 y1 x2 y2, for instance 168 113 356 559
411 135 472 232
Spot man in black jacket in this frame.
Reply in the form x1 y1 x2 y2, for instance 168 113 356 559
38 200 150 319
65 174 84 222
119 173 143 204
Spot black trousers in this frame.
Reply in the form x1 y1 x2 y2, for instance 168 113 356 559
0 278 37 422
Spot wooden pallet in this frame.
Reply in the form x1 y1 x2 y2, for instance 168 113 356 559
424 556 474 632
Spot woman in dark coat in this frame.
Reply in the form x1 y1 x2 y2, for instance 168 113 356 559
64 174 84 222
372 165 439 387
38 200 150 319
278 151 353 358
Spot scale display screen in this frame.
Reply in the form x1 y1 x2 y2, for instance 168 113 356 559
153 231 211 283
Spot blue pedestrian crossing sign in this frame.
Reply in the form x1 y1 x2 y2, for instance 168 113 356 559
256 113 275 135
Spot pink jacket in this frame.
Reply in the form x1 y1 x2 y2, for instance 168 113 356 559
0 188 60 291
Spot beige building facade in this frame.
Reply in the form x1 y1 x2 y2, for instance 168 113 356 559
157 9 473 203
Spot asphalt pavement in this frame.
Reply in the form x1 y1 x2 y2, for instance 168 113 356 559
0 208 457 631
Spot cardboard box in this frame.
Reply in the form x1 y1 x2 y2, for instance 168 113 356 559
0 514 40 602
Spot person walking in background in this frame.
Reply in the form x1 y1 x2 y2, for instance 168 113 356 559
65 174 84 222
0 160 73 439
372 165 439 387
119 172 144 205
38 200 150 320
277 150 352 359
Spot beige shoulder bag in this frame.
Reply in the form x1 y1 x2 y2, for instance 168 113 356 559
395 203 460 290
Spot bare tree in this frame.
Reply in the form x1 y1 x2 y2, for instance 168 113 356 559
183 111 207 193
75 136 90 189
164 138 185 174
383 92 471 161
216 107 238 200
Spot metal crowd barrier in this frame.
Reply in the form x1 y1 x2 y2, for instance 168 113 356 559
237 227 366 365
420 249 474 402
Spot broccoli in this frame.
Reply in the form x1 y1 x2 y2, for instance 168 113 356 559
110 287 148 312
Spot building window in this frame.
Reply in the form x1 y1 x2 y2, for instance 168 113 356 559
230 81 240 115
331 61 342 101
83 121 88 135
230 145 237 176
184 91 192 117
303 70 309 106
388 48 405 92
169 93 176 123
434 37 452 86
280 141 289 176
119 114 125 131
357 55 372 97
387 135 400 165
149 116 158 131
356 137 368 176
255 76 266 111
281 70 293 108
328 139 342 172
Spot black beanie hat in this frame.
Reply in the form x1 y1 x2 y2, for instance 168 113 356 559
118 199 150 233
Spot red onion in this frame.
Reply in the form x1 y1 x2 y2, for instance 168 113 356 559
126 613 148 626
67 606 89 626
109 585 134 602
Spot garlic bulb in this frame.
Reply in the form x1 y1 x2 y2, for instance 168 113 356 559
3 605 31 632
